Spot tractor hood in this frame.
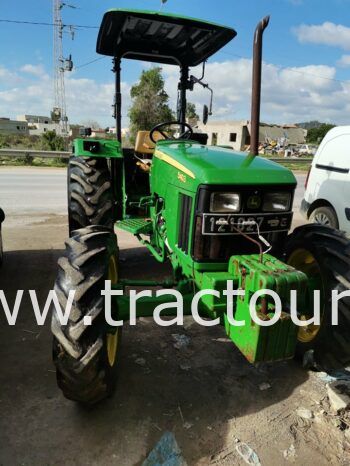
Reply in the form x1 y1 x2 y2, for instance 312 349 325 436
154 140 296 187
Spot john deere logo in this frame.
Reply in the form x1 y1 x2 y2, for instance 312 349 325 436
177 172 186 183
247 195 261 209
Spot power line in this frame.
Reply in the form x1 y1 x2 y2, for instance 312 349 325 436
0 17 103 70
0 18 98 29
75 56 106 69
2 17 349 82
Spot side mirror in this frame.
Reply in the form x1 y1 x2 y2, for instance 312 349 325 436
203 105 209 125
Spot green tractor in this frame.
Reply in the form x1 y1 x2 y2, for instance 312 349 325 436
52 9 350 404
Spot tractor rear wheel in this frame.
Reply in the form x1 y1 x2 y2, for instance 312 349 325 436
285 224 350 369
68 156 114 235
51 225 121 405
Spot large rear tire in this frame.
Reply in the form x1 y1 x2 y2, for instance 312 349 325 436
51 225 121 405
285 224 350 369
67 157 114 235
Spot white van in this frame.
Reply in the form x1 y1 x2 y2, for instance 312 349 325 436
301 126 350 234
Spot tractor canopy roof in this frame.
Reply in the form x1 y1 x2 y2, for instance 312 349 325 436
96 9 236 66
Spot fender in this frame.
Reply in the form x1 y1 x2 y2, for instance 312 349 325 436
73 138 122 159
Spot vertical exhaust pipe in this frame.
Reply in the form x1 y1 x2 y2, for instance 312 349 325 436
250 15 270 157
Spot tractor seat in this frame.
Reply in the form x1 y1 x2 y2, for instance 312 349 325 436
134 130 165 156
134 130 165 172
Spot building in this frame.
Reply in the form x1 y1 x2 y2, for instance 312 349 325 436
197 120 250 151
17 114 52 125
17 114 70 136
27 122 64 136
90 128 108 138
69 125 85 138
0 118 29 135
196 120 306 151
107 127 130 137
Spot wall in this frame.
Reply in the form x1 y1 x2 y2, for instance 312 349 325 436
30 123 70 136
0 119 29 135
28 123 63 136
197 120 306 150
17 115 51 125
196 120 249 151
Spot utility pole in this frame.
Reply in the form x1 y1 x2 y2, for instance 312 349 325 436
52 0 73 137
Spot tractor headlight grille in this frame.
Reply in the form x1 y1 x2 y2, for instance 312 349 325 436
193 184 296 262
210 192 240 212
263 192 291 212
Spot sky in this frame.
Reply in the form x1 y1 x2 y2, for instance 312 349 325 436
1 0 350 128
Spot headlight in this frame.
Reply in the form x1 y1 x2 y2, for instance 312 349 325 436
210 192 241 212
263 192 291 212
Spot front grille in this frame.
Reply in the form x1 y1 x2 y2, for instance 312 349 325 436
178 193 192 253
192 184 294 262
193 216 268 261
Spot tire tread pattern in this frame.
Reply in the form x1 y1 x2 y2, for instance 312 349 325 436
51 225 119 405
285 224 350 369
68 156 114 234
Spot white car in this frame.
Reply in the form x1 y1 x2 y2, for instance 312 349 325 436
301 126 350 233
299 144 317 156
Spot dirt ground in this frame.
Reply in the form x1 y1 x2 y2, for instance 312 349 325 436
1 204 350 464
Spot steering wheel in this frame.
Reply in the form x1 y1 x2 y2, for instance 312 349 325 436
149 121 193 144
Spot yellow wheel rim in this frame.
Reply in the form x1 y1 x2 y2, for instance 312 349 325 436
287 248 323 344
297 317 320 343
106 331 119 367
106 254 119 367
108 254 118 284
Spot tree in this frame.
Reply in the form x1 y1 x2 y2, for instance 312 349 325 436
306 124 336 144
41 131 66 151
297 121 323 130
186 102 199 121
128 67 174 141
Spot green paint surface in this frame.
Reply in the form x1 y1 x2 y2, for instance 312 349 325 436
73 138 122 158
105 8 233 30
154 140 296 187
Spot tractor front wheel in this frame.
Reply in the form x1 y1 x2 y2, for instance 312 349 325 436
285 224 350 369
67 156 114 235
51 225 121 405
